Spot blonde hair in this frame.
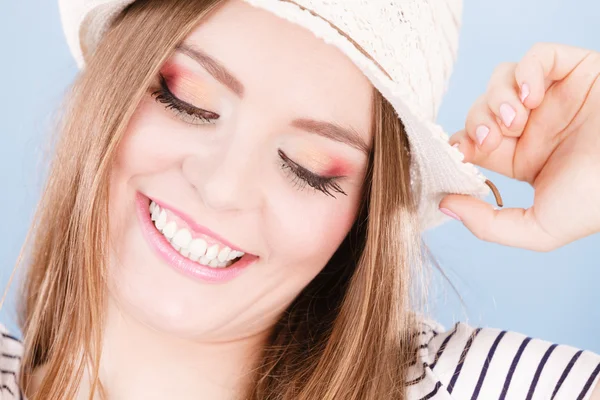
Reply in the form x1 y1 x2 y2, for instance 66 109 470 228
13 0 427 398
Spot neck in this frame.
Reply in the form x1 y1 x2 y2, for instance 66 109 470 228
74 298 268 400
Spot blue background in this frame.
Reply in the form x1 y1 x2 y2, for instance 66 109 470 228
1 1 598 352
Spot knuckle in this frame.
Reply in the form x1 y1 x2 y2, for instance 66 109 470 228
529 42 552 57
493 62 516 74
466 97 488 122
488 63 516 89
536 240 558 253
475 94 490 108
522 42 553 72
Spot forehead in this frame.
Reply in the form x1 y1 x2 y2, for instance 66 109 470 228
181 0 374 147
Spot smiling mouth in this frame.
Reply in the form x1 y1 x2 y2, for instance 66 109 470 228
148 200 245 269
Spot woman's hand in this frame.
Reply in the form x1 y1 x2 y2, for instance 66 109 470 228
440 43 600 251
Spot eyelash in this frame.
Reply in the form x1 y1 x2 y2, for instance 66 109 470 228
278 150 347 198
151 74 347 199
151 74 220 125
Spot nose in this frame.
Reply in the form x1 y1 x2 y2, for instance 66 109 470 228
182 135 264 213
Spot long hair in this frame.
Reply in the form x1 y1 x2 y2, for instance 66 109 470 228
13 0 427 398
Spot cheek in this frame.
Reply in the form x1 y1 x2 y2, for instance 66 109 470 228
268 191 360 272
108 97 182 267
113 96 184 177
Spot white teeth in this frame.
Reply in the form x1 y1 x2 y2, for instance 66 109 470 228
148 201 247 269
162 221 177 239
151 205 160 221
189 239 208 260
156 210 167 230
218 247 231 262
172 229 192 249
179 248 190 257
205 244 219 261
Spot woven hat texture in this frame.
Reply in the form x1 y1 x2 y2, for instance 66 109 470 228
58 0 491 230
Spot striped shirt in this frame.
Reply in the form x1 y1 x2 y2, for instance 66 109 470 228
0 325 23 400
407 319 600 399
0 321 598 399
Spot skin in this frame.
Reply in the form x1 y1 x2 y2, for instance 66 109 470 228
98 0 373 398
28 2 600 398
443 43 600 398
443 43 600 253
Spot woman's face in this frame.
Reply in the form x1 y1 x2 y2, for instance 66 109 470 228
108 0 373 340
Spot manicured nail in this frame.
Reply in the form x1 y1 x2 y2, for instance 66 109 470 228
475 125 490 146
499 103 516 128
440 207 462 221
520 83 530 103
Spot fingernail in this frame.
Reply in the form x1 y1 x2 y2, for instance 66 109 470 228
500 103 516 127
440 207 462 221
520 83 530 103
475 125 490 146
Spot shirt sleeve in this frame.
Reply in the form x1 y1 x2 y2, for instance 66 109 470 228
406 320 600 400
0 324 23 399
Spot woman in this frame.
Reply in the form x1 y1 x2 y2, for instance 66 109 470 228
1 0 598 398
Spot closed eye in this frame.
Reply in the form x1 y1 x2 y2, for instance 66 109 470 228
151 74 220 126
278 150 347 198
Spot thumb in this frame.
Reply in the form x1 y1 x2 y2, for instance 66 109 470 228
438 194 559 252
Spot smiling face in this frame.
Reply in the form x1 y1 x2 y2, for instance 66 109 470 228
107 0 374 341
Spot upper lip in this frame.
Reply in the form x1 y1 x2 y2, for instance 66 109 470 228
149 196 251 255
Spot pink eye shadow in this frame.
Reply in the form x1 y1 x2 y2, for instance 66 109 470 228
160 62 216 103
322 156 352 177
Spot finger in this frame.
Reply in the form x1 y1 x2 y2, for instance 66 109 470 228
515 42 593 109
449 129 476 161
439 195 560 251
514 47 599 183
449 129 519 179
486 63 531 136
464 95 504 153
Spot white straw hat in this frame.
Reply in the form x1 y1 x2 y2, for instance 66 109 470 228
58 0 494 230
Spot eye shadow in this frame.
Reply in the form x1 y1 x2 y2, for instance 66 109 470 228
322 156 352 177
160 60 217 106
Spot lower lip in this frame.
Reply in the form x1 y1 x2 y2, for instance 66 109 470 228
135 192 257 283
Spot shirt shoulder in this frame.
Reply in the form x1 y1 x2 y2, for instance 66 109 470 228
0 323 24 399
406 319 600 400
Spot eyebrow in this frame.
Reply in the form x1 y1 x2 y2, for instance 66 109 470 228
176 43 245 97
176 43 371 156
291 119 370 155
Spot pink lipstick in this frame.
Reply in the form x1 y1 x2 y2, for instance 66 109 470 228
135 192 258 283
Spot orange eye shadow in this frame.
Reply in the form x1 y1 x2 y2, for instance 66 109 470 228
302 151 353 177
160 62 216 106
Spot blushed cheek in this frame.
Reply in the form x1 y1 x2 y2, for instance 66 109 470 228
272 196 360 274
320 192 361 240
318 204 358 252
108 99 170 253
113 97 182 176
